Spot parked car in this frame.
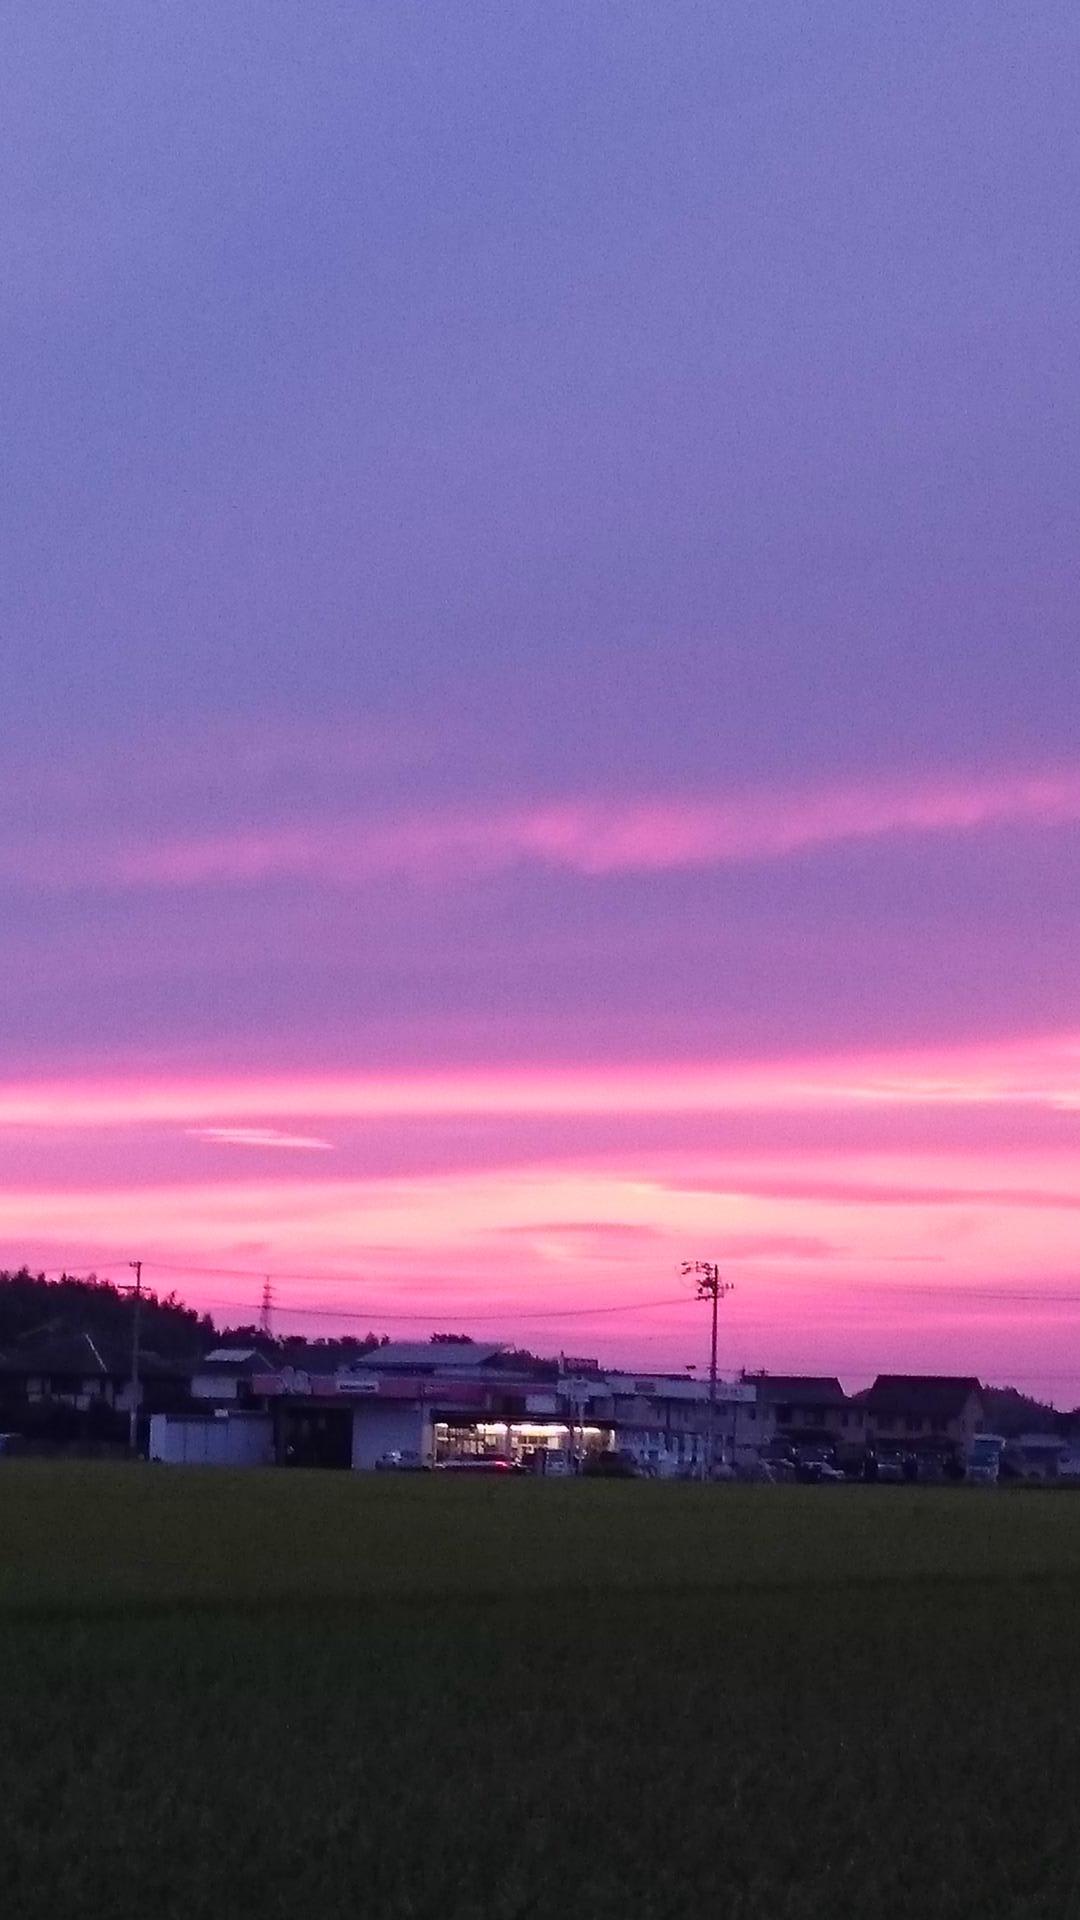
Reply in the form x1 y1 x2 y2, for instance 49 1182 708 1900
374 1450 429 1471
794 1451 846 1484
873 1451 906 1483
438 1456 516 1474
766 1455 797 1482
735 1456 777 1483
581 1448 637 1478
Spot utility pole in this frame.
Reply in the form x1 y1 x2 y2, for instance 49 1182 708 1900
681 1262 734 1479
128 1259 143 1455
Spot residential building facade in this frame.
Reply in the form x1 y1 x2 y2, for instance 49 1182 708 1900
856 1376 985 1464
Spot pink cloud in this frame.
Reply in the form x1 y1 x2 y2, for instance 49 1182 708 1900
188 1127 334 1151
493 1220 836 1260
495 1221 666 1242
658 1175 1080 1212
2 1031 1080 1131
7 763 1079 894
680 1233 842 1260
3 1126 1080 1396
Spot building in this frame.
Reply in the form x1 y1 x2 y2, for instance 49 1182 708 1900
237 1342 572 1469
577 1373 759 1476
190 1346 280 1405
0 1329 191 1415
856 1376 985 1464
148 1410 274 1466
0 1328 195 1449
180 1341 766 1474
351 1341 511 1374
741 1375 858 1452
229 1346 762 1475
1003 1432 1069 1482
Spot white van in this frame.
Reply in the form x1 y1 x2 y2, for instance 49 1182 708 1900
966 1434 1005 1484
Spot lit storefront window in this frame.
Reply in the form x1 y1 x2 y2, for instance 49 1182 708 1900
433 1419 602 1463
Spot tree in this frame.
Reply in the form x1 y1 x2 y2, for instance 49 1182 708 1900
0 1269 207 1359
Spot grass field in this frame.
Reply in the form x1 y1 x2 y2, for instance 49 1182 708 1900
2 1467 1080 1919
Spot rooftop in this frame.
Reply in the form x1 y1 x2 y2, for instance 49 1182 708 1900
353 1341 506 1371
857 1376 983 1419
742 1375 847 1406
196 1348 276 1373
0 1329 189 1380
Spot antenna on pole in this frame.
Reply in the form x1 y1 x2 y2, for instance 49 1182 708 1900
260 1276 274 1339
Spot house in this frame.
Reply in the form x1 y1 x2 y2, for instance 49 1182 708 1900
578 1373 758 1476
857 1376 984 1462
0 1328 191 1414
348 1341 509 1375
190 1347 279 1405
741 1375 859 1451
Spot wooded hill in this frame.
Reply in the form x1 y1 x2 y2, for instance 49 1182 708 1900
0 1269 386 1365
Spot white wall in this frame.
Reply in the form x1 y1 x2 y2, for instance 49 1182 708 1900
350 1402 429 1469
149 1413 273 1466
190 1373 242 1402
733 1397 773 1458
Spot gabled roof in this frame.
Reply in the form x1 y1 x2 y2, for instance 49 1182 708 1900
196 1348 275 1374
743 1375 847 1406
353 1341 505 1371
858 1375 983 1419
0 1331 109 1377
0 1329 189 1380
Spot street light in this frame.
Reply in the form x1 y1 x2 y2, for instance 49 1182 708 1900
681 1262 734 1479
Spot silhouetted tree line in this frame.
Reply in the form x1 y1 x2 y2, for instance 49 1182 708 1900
215 1325 389 1362
981 1383 1076 1436
0 1268 214 1357
0 1272 391 1367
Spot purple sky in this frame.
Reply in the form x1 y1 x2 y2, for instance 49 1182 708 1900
2 4 1079 1396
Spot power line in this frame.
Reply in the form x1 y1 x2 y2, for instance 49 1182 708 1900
15 1258 1080 1335
0 1259 701 1322
201 1292 697 1324
8 1261 1080 1390
17 1258 1080 1331
18 1256 1080 1307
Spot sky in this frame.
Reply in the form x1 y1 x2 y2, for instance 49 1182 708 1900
2 1 1079 1398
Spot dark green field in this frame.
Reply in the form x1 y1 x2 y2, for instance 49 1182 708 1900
2 1466 1079 1919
